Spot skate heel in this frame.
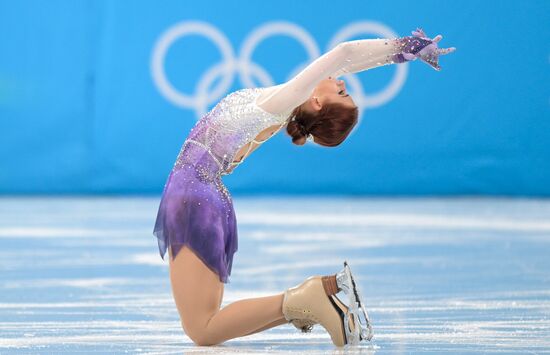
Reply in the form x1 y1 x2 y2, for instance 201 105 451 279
335 261 374 343
282 276 348 346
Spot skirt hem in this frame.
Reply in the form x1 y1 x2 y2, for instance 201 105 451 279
154 230 236 284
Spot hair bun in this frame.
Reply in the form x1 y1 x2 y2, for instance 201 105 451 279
298 124 310 136
286 119 307 145
285 103 358 147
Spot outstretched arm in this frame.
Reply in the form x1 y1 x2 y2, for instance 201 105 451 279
257 28 455 114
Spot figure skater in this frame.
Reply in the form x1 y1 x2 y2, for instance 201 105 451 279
153 28 455 347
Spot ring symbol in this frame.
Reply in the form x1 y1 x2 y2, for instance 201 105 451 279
239 21 320 88
151 20 408 118
150 21 236 112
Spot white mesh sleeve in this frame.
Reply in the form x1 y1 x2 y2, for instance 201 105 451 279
256 38 403 114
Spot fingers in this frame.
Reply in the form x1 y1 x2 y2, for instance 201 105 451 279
437 47 456 55
412 27 426 38
407 28 455 71
430 34 456 56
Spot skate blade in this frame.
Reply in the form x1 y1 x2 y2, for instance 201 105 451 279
345 261 374 341
336 261 373 343
330 294 360 344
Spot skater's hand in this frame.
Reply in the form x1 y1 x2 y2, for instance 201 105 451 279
394 28 456 71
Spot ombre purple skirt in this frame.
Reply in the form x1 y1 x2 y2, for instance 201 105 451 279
153 143 238 284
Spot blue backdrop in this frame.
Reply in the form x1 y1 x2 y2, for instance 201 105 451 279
0 0 549 195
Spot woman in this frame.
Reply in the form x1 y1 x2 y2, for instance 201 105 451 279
153 28 455 347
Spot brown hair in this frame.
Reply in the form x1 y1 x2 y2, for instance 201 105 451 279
286 103 359 146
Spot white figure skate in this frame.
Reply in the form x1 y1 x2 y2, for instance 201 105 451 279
283 261 373 346
335 261 373 343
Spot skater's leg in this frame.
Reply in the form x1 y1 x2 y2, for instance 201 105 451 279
243 317 288 336
169 246 285 346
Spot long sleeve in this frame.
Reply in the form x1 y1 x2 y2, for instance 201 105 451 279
256 38 404 114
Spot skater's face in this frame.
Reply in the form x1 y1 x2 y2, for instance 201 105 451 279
295 77 359 147
310 77 357 111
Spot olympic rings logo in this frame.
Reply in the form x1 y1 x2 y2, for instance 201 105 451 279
151 21 408 119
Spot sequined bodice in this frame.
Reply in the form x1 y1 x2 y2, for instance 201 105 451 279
173 88 291 176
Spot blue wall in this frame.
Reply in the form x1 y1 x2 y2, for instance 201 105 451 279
1 0 549 196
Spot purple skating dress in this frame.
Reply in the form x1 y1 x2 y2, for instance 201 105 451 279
153 29 454 284
153 88 291 283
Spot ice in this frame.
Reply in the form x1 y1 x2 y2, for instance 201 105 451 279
0 197 549 353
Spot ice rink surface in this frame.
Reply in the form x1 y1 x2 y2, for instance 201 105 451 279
1 197 549 354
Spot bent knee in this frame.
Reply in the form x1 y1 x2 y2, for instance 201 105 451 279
193 336 220 346
182 323 222 346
